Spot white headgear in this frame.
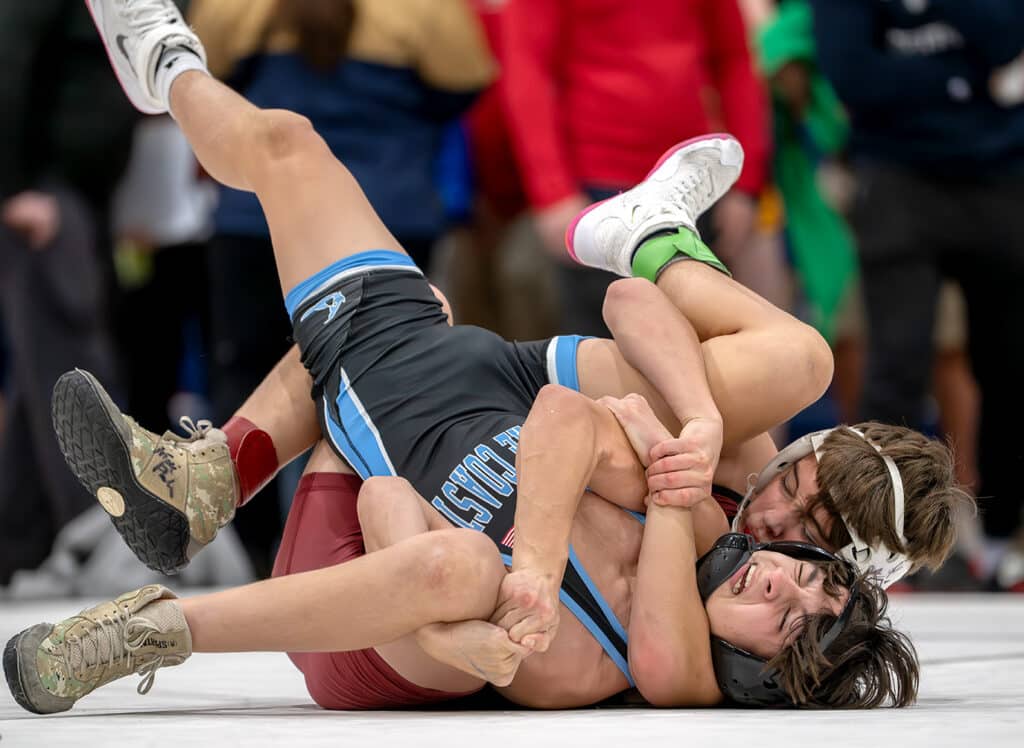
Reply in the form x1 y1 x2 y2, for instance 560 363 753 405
730 427 911 588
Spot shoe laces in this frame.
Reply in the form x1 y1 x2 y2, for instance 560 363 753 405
65 606 166 695
177 416 228 455
123 0 182 36
628 161 715 227
179 416 214 441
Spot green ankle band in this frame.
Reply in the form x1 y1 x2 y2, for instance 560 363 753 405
630 229 731 282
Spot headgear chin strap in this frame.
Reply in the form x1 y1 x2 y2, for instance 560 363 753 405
731 427 911 588
697 533 860 706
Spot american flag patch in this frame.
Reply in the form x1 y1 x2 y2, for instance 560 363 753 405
501 527 516 549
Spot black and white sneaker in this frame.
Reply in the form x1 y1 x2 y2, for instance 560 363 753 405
84 0 206 114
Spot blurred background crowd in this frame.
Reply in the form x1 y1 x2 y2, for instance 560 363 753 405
2 0 1023 597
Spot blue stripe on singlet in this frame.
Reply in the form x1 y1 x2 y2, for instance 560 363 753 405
498 547 634 687
320 394 371 478
320 369 397 479
566 545 630 648
284 250 419 319
560 593 633 686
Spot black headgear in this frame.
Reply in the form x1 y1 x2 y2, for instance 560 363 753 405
697 533 859 706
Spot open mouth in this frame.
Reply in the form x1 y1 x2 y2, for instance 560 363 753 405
731 563 756 595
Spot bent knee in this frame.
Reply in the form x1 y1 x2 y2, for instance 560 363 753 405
359 476 414 504
357 477 414 519
356 477 416 545
790 323 835 403
254 110 325 163
420 529 504 604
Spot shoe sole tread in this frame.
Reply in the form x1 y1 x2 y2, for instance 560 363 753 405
52 371 189 574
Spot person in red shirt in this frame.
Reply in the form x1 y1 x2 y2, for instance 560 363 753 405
501 0 770 335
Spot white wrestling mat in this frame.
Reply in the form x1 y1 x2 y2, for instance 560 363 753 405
1 594 1022 747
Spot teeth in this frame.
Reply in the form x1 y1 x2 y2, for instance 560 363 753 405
732 564 756 594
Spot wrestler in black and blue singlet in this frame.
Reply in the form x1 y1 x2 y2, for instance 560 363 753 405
288 251 743 685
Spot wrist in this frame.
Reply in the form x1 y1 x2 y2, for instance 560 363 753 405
511 549 565 579
413 623 446 659
679 414 723 432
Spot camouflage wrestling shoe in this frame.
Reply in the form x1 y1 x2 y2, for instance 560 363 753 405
3 585 191 714
52 369 239 574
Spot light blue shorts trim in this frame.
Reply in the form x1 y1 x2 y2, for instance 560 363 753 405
545 335 591 391
284 250 420 320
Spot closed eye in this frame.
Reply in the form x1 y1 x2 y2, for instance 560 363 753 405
806 564 819 587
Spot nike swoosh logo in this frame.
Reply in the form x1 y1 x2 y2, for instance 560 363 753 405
115 34 136 74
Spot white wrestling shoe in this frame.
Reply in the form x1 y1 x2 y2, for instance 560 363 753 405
565 134 744 278
85 0 207 114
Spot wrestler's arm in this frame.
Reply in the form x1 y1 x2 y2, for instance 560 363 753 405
601 394 729 556
599 410 723 706
628 504 723 706
493 385 647 646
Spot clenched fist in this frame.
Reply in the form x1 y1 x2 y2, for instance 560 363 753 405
490 568 560 652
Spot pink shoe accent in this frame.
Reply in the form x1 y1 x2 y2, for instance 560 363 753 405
564 197 607 263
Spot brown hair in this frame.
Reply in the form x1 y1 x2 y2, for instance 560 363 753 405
768 564 919 708
273 0 357 71
804 423 975 573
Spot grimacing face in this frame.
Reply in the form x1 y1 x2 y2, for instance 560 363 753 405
735 454 837 549
703 550 849 659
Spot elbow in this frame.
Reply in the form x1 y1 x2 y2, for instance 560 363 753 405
631 643 719 707
602 277 658 332
535 383 587 412
630 644 680 706
534 385 597 432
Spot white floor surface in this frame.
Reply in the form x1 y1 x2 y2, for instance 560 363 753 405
1 594 1022 747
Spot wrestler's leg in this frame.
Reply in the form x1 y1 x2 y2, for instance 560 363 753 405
354 471 503 690
656 260 832 436
564 138 831 443
287 447 515 693
4 485 504 714
181 524 502 656
578 259 832 444
168 71 401 294
49 65 457 570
